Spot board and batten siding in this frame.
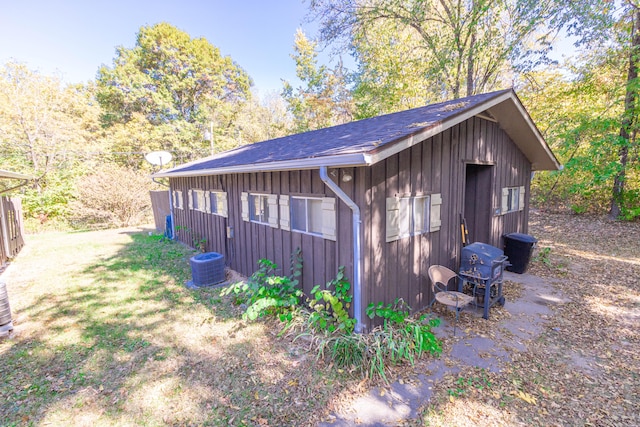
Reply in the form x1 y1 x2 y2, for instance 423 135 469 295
171 115 532 330
358 116 531 327
170 169 354 297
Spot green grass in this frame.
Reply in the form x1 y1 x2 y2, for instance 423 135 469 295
0 228 344 426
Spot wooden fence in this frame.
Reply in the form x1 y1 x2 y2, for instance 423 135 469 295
150 190 171 232
0 196 25 266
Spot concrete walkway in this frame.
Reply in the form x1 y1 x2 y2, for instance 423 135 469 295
320 271 569 426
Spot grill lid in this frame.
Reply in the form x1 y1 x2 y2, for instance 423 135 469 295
460 242 505 279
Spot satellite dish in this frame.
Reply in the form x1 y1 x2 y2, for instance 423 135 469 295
145 151 173 167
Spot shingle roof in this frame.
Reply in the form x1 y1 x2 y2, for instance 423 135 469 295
155 89 559 177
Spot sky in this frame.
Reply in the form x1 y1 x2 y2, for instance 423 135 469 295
0 0 320 94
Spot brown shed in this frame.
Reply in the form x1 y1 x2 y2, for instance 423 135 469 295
154 89 559 332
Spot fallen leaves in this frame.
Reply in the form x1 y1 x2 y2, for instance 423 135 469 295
512 390 537 405
416 212 640 426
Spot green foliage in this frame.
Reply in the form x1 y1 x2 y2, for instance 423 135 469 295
448 368 493 398
96 23 253 165
221 251 304 322
361 300 442 380
221 254 442 383
0 62 103 228
520 2 640 220
97 22 251 126
282 29 353 132
0 63 97 177
310 0 571 110
534 247 553 267
307 266 356 334
20 169 79 222
175 226 207 252
620 189 640 220
313 310 441 382
365 298 410 325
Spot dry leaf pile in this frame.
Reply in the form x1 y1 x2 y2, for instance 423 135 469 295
417 212 640 426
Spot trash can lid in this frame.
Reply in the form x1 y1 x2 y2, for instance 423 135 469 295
505 233 538 243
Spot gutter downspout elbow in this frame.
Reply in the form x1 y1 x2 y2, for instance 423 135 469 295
319 166 364 333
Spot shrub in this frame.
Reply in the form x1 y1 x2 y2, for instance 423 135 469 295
71 163 153 228
306 266 356 334
221 249 303 322
226 252 442 383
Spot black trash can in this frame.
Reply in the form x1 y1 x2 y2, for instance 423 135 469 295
503 233 537 274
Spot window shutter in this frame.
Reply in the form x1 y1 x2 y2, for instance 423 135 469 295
430 193 442 232
172 191 177 208
518 186 526 211
267 194 279 228
241 192 249 222
321 197 337 241
501 187 509 215
204 191 211 213
386 197 400 242
279 195 290 231
219 192 228 218
188 190 194 210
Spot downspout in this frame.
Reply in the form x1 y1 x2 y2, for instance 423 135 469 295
319 166 364 333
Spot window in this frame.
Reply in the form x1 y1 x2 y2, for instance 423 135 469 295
209 191 228 217
241 192 278 227
386 194 442 242
189 189 207 212
501 186 525 214
291 197 324 235
283 196 336 240
250 193 270 223
398 196 430 237
173 190 183 210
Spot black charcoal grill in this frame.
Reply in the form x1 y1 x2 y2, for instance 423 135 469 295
458 242 509 319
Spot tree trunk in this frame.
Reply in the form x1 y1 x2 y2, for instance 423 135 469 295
610 8 640 219
466 32 476 96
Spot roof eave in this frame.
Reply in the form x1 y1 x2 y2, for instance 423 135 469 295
152 153 372 178
366 90 560 171
366 90 515 165
489 94 561 171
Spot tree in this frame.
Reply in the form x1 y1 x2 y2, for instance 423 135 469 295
610 3 640 219
519 1 640 220
282 29 354 133
547 0 640 220
0 62 95 177
0 62 101 223
519 61 626 214
308 0 565 105
231 91 291 145
349 18 443 117
97 22 252 156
